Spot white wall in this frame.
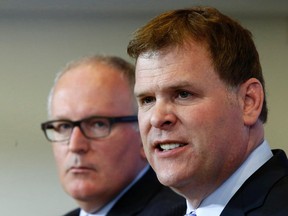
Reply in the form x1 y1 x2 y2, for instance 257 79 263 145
0 13 287 215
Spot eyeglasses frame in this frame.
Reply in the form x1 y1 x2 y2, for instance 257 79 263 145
41 115 138 142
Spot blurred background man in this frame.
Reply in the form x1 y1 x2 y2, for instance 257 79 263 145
41 55 185 216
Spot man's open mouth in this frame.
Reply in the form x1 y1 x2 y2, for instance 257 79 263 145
158 143 186 151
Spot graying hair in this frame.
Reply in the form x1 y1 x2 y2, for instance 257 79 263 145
47 55 136 117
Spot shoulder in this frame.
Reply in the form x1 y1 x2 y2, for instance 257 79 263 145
139 186 186 216
132 168 186 215
62 208 80 216
108 167 186 216
222 149 288 215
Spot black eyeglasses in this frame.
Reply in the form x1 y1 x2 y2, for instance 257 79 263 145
41 115 138 142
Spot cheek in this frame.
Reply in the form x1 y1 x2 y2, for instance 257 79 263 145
52 146 67 173
180 104 230 148
138 112 149 140
191 103 243 153
183 99 235 127
105 128 142 160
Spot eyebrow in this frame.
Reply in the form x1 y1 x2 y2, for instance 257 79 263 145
134 81 194 98
168 82 193 90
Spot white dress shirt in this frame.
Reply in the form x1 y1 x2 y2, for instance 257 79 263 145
186 140 273 216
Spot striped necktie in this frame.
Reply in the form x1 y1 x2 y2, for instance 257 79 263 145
186 211 197 216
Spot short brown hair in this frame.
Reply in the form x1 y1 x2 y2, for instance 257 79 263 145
127 6 267 123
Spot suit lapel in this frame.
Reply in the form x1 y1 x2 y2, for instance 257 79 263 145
107 167 162 216
221 150 288 216
63 208 80 216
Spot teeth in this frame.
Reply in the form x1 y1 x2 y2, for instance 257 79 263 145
159 144 183 151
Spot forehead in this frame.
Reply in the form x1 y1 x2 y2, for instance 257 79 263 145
57 64 129 97
134 43 215 93
52 64 135 118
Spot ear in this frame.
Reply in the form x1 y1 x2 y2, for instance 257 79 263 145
239 78 264 126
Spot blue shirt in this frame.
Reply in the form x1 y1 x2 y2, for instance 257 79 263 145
186 140 273 216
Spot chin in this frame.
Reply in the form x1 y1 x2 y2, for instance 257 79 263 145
156 170 179 187
69 187 98 201
64 180 97 200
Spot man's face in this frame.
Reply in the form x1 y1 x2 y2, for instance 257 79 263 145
51 63 146 211
134 43 250 197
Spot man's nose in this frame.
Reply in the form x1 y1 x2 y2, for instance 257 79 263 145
150 101 177 130
68 126 90 154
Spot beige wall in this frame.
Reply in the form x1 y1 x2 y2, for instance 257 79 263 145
0 14 287 215
241 17 288 150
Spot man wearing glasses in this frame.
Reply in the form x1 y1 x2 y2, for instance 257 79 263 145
41 55 185 216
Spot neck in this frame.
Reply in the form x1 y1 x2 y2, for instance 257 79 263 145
176 121 265 209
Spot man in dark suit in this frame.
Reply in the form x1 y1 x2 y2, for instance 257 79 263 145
41 55 185 216
64 168 185 216
127 6 288 216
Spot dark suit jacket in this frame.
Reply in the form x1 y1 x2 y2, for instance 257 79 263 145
63 167 186 216
221 149 288 216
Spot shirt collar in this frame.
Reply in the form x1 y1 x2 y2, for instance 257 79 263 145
186 140 272 216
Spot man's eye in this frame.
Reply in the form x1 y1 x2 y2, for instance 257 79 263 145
53 122 72 132
94 121 109 128
178 91 191 99
141 96 155 104
89 119 110 130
